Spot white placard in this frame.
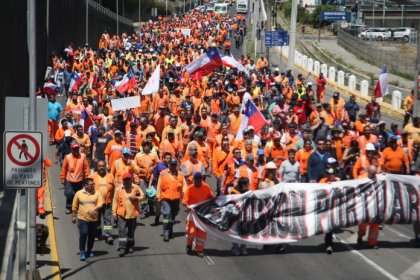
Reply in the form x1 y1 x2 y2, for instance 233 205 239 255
111 96 141 111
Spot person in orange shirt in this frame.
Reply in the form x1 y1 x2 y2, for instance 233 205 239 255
382 137 410 174
156 159 188 242
183 172 214 258
55 119 75 143
265 132 288 167
183 131 211 171
296 140 314 182
228 105 243 134
181 144 206 185
212 137 231 195
90 160 115 244
235 154 259 191
60 142 90 213
104 130 126 169
161 115 184 150
159 130 183 160
207 113 221 153
110 148 140 186
357 126 378 155
215 123 235 148
329 92 346 122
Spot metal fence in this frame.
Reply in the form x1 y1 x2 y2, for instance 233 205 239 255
337 29 416 78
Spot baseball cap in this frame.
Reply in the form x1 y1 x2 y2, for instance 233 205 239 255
98 125 106 131
265 161 277 169
64 130 72 137
289 123 297 129
257 149 265 156
247 125 254 131
195 130 204 137
316 103 322 107
114 130 122 135
169 158 178 165
333 92 339 98
365 143 376 151
193 172 203 178
71 142 80 149
122 173 132 180
122 147 131 154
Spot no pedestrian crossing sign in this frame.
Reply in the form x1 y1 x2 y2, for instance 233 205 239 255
3 131 43 189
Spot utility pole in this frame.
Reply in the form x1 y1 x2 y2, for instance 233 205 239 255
287 0 298 70
86 0 89 45
27 0 37 279
382 0 385 27
166 0 168 16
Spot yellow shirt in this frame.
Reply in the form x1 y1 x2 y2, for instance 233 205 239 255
72 189 103 222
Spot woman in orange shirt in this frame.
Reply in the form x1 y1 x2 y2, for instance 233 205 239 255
295 140 314 182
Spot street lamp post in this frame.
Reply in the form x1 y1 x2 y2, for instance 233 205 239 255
382 0 386 27
86 0 89 45
288 0 298 70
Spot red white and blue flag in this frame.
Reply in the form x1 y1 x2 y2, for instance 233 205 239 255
69 72 83 92
374 66 388 98
43 82 60 95
80 109 94 133
115 70 137 93
236 100 269 140
221 55 249 76
185 47 223 80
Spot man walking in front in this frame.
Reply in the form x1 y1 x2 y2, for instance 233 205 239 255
183 172 214 257
112 173 144 257
72 178 103 261
157 159 187 242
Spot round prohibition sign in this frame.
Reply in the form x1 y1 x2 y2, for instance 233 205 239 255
7 134 40 166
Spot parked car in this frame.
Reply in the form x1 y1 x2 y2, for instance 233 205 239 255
343 24 367 36
358 28 391 41
391 27 414 42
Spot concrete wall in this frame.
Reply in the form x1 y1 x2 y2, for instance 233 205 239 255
337 29 415 77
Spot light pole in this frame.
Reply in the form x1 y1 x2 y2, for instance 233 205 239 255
288 0 298 70
166 0 168 16
382 0 386 27
138 0 141 31
372 3 375 27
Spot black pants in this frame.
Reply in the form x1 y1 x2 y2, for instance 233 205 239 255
161 199 180 237
78 220 96 252
404 110 413 127
64 181 83 209
117 217 136 250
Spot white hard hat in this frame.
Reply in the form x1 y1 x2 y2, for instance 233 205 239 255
265 161 277 170
365 143 375 151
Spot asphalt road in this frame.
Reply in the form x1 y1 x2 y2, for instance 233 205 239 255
48 5 420 280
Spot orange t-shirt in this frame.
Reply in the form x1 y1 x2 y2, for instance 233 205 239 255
182 183 214 206
104 140 126 167
295 148 313 174
382 147 408 173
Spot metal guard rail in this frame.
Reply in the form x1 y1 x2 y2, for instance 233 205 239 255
88 0 133 26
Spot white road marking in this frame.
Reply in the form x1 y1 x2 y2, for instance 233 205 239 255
335 236 399 280
193 240 216 266
399 261 420 280
385 226 412 240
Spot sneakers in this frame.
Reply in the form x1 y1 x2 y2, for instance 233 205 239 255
231 245 241 256
86 251 94 258
65 208 71 214
80 251 86 261
119 248 126 257
186 245 193 255
196 251 204 258
240 245 248 256
106 236 114 245
128 247 134 254
276 244 287 254
163 235 170 242
326 246 333 254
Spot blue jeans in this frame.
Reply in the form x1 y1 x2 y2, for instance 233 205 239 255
78 220 96 252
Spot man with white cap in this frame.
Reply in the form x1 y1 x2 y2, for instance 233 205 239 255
352 143 382 179
55 129 76 165
258 162 279 189
246 125 261 147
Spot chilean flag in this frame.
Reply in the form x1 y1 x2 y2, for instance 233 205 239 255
80 109 94 133
115 70 137 93
69 72 83 92
221 55 249 76
184 47 223 80
43 82 60 95
374 66 388 98
236 100 269 140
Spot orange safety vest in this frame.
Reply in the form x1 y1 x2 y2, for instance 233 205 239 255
157 170 186 200
236 165 259 191
114 184 142 218
60 153 89 183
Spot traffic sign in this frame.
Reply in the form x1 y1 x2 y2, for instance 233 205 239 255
4 131 43 189
320 11 351 22
265 30 288 47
